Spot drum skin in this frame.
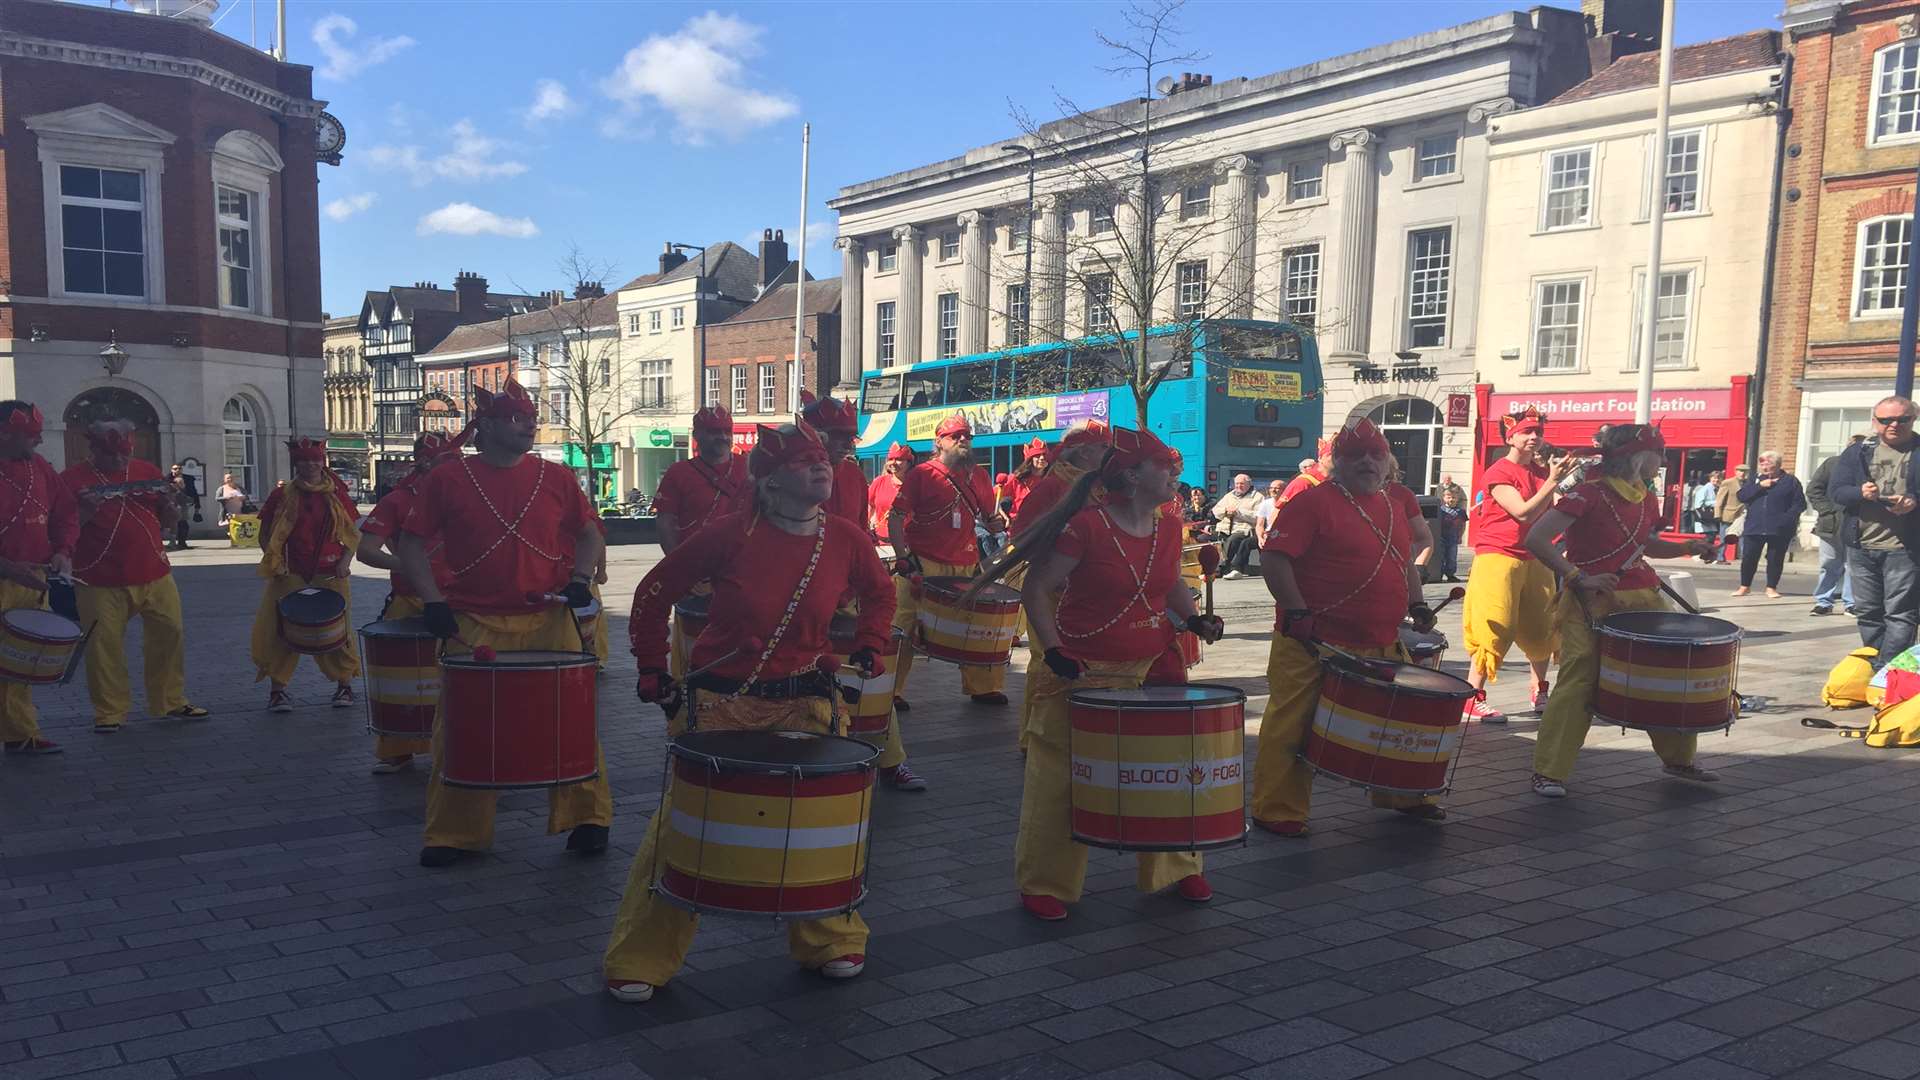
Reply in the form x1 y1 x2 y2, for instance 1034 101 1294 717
360 619 439 739
656 730 878 918
914 576 1019 665
0 609 84 685
1305 660 1473 795
1069 685 1247 852
1398 627 1448 671
278 588 347 654
1594 611 1740 732
440 651 598 789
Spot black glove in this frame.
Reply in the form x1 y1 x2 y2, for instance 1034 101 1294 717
1281 608 1316 643
1406 602 1437 634
848 647 886 679
561 578 594 608
636 667 683 719
891 552 924 578
1043 647 1084 680
1184 613 1225 645
423 601 459 640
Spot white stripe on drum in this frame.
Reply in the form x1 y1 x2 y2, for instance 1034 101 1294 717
1069 756 1244 793
1310 704 1462 757
667 809 866 851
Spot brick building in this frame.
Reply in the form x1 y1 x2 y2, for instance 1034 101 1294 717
0 0 327 525
1761 0 1920 473
702 274 843 445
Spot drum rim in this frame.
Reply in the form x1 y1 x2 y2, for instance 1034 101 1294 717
1593 708 1735 734
920 576 1020 602
359 618 436 638
1067 681 1249 708
1322 659 1475 699
1598 611 1743 645
440 649 598 669
3 609 82 642
669 731 881 774
1071 827 1247 854
653 880 868 921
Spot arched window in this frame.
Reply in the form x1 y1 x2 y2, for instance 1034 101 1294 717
223 397 257 495
1364 397 1443 495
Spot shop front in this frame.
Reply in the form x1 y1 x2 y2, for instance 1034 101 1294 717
1471 376 1750 538
628 424 688 509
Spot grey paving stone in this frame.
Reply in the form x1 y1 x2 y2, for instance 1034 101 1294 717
1710 1027 1854 1074
1239 1044 1390 1080
1661 971 1767 1003
1618 1019 1734 1059
1572 988 1702 1032
1832 1039 1920 1079
1484 1016 1621 1062
1534 965 1658 1004
1413 968 1537 1006
1432 1043 1534 1079
1215 1017 1356 1061
1347 1015 1482 1063
1686 993 1814 1037
1040 972 1171 1011
1520 1043 1668 1080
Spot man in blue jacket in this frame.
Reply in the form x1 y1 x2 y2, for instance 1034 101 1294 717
1830 395 1920 668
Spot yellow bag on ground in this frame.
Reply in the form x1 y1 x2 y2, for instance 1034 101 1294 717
1823 647 1881 709
1864 696 1920 748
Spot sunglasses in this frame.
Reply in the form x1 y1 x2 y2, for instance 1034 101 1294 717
1876 414 1915 425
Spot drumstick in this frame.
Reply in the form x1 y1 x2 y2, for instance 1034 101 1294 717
1196 545 1221 618
1620 544 1702 615
680 636 766 682
1428 586 1466 617
1316 640 1398 682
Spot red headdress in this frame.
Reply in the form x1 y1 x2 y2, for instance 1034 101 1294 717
885 442 914 463
1022 438 1048 461
413 428 468 462
86 425 134 456
691 405 732 436
1331 418 1391 460
798 391 859 437
1606 423 1666 459
1103 427 1177 479
933 414 971 439
4 404 44 439
748 420 830 479
1315 436 1333 460
471 378 537 421
287 437 327 465
1059 420 1111 452
1501 406 1546 440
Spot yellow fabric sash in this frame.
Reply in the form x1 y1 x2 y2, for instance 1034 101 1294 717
1602 476 1647 504
258 473 360 579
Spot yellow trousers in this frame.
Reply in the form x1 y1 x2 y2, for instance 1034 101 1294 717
1251 637 1430 824
603 690 870 986
1014 657 1200 902
0 581 48 742
373 594 433 759
1533 588 1696 781
1462 552 1559 682
77 577 188 728
1016 583 1062 754
250 575 360 685
892 557 1005 698
422 609 614 851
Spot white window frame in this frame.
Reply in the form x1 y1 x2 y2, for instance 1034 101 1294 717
937 231 961 262
28 105 175 305
1641 127 1708 219
55 164 152 302
1281 244 1321 327
1540 145 1597 232
648 309 662 334
1179 181 1211 220
208 130 280 316
702 365 718 408
1871 40 1920 147
1412 130 1461 183
626 312 642 335
1287 157 1325 204
936 291 960 359
730 365 748 414
876 301 897 364
1005 283 1029 347
1007 215 1030 252
1405 226 1454 349
1085 274 1115 333
1089 202 1115 235
758 363 777 413
878 244 898 274
671 306 685 329
1176 260 1208 319
223 396 258 496
1854 215 1912 320
1629 267 1696 372
1528 276 1588 374
214 184 257 312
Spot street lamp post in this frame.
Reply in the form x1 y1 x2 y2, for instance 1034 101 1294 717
1001 144 1037 346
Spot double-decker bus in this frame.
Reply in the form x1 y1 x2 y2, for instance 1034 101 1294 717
853 319 1323 496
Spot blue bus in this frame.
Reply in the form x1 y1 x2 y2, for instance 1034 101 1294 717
853 319 1323 496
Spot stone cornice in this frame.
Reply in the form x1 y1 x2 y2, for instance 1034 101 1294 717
0 31 324 118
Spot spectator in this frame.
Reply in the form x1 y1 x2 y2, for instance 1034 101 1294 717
1183 486 1214 539
1732 452 1806 598
1439 474 1466 506
1691 470 1722 561
1433 486 1466 582
214 473 249 526
1254 478 1286 547
1806 436 1864 616
1211 473 1265 579
167 464 200 550
1715 464 1748 557
1832 395 1920 669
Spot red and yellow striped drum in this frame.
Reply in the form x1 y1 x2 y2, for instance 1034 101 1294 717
440 650 599 789
0 609 84 685
834 623 899 742
1304 657 1474 795
1594 611 1741 733
278 588 347 654
1398 627 1448 671
655 730 878 918
359 619 439 739
912 576 1019 666
1068 685 1247 851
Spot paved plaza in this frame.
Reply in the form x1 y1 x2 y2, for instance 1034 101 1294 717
2 545 1919 1080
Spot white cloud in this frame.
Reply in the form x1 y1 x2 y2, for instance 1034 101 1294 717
365 119 527 186
599 12 797 145
417 203 539 239
323 192 377 221
310 13 415 81
525 79 576 125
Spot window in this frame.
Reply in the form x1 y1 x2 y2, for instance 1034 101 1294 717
731 365 748 414
1090 203 1115 235
1176 260 1208 319
937 292 960 359
548 390 570 426
1180 181 1211 220
626 313 642 334
599 357 611 387
902 371 945 409
938 231 960 261
1657 130 1703 215
222 397 256 495
1808 407 1874 469
1067 347 1128 391
1543 148 1594 230
1406 227 1453 348
648 310 662 333
1288 159 1324 202
58 165 145 297
1085 274 1115 333
947 361 997 405
1415 134 1458 181
215 185 253 310
878 244 898 273
1872 41 1920 145
1630 269 1693 370
363 322 382 347
1856 216 1912 318
672 306 686 329
1008 214 1030 252
1282 245 1321 327
759 363 777 413
1531 279 1585 372
702 365 718 407
1005 283 1029 347
877 301 897 364
861 374 902 413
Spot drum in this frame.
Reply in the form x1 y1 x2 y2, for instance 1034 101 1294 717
836 626 902 741
359 619 439 739
672 592 711 654
1176 629 1204 670
1068 685 1247 852
439 650 598 789
1399 627 1448 671
573 597 602 644
1304 658 1474 795
278 588 347 654
0 609 84 685
1179 543 1213 594
654 730 878 918
1595 611 1741 733
913 576 1019 666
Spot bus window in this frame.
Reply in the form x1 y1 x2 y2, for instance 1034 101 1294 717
1145 336 1193 380
903 371 946 409
1226 425 1303 449
946 361 996 405
1068 347 1129 391
1008 350 1068 395
861 374 902 413
1213 326 1301 363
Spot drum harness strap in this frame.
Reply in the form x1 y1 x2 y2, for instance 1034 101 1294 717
1314 484 1404 618
452 457 564 575
0 461 48 545
1563 488 1656 629
1059 508 1166 642
73 464 163 577
688 457 740 530
686 515 831 731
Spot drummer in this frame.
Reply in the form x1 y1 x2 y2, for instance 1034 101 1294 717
886 414 1009 709
654 405 750 680
1461 408 1575 723
1524 424 1717 798
1277 437 1333 505
0 401 76 755
607 419 896 1002
354 429 462 772
1010 421 1111 752
868 443 912 541
976 428 1223 920
398 378 612 867
1252 419 1442 835
62 419 208 735
1003 438 1049 518
249 438 361 714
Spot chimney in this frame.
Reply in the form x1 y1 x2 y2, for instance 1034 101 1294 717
453 271 488 318
757 228 791 293
660 242 689 275
1582 0 1661 70
1168 72 1214 95
573 280 606 300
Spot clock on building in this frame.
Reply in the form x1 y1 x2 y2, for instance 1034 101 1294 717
314 111 346 165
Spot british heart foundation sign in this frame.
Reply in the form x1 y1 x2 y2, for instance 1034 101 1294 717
1486 388 1732 421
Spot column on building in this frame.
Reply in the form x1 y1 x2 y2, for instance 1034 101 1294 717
1213 154 1257 320
1035 193 1068 341
959 211 991 353
1328 128 1379 362
892 225 923 366
1118 180 1149 323
838 237 865 376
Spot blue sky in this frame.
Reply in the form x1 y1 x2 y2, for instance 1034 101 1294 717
188 0 1782 315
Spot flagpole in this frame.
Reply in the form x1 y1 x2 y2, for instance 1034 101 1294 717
1634 0 1676 424
792 123 810 413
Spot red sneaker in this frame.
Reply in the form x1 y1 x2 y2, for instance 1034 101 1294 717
1530 681 1550 715
1176 875 1213 903
2 737 62 755
1463 699 1507 725
819 954 865 979
1021 894 1068 921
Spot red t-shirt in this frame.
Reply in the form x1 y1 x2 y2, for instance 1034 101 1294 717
896 460 996 565
1473 458 1549 558
867 472 902 540
825 458 868 528
1012 463 1101 536
361 482 450 599
403 456 596 614
1263 480 1421 647
258 480 356 580
61 460 169 587
1054 508 1183 662
1278 465 1324 506
1005 473 1042 517
630 512 896 681
654 455 750 546
1557 480 1661 591
0 455 77 565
